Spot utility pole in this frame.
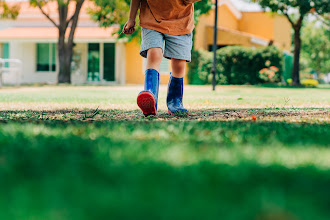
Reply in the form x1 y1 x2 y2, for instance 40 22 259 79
212 0 218 91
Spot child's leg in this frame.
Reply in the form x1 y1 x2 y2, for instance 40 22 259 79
161 31 192 115
137 28 165 117
137 47 163 116
167 58 188 115
171 58 186 78
146 47 163 72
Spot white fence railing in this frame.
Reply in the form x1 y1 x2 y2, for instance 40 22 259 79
0 58 22 88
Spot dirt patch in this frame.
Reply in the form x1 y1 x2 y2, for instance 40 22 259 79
0 108 329 123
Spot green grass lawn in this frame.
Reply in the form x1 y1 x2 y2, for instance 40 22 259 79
0 85 329 220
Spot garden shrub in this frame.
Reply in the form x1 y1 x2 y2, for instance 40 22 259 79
301 79 319 87
188 50 213 85
188 46 284 85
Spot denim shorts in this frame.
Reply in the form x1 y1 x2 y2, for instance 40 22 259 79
140 28 193 62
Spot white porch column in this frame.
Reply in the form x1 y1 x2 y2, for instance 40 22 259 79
115 41 126 85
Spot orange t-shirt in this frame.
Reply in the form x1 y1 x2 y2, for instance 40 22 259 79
139 0 195 35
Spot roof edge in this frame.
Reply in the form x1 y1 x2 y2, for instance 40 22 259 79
217 0 243 20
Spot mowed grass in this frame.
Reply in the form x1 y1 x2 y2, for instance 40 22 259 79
0 85 329 220
0 85 329 109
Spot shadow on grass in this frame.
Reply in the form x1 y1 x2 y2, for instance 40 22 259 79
0 107 328 122
0 108 329 148
0 111 329 148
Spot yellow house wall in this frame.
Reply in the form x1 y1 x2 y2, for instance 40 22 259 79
239 12 291 50
206 27 264 48
197 10 291 51
195 5 239 50
194 13 213 50
125 39 144 84
238 12 274 40
218 5 239 30
274 16 292 51
125 39 188 85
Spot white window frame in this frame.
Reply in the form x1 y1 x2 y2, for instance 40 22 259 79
36 43 57 73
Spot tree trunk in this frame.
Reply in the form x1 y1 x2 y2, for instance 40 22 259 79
58 47 72 84
56 1 84 84
292 27 302 86
35 1 85 84
57 30 72 84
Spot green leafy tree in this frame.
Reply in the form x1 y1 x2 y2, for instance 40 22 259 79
30 0 86 83
194 0 213 27
301 19 330 74
252 0 330 86
0 0 20 19
89 0 137 41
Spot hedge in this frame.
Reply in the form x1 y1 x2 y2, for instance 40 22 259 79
188 46 284 85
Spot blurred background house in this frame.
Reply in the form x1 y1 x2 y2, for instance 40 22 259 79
195 0 291 51
0 1 125 85
0 0 291 85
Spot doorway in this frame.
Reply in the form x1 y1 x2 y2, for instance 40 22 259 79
87 43 115 82
103 43 115 82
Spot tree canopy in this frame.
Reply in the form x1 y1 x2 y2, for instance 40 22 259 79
0 0 20 19
29 0 86 83
252 0 329 27
301 19 330 74
194 0 213 24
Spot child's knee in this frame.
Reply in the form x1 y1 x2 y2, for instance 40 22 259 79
172 59 186 73
147 48 163 62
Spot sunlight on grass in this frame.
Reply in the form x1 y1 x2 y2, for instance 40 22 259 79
0 85 329 110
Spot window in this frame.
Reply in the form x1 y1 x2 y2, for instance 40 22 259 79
3 43 9 59
0 43 9 67
36 43 56 72
103 43 116 81
87 43 100 82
